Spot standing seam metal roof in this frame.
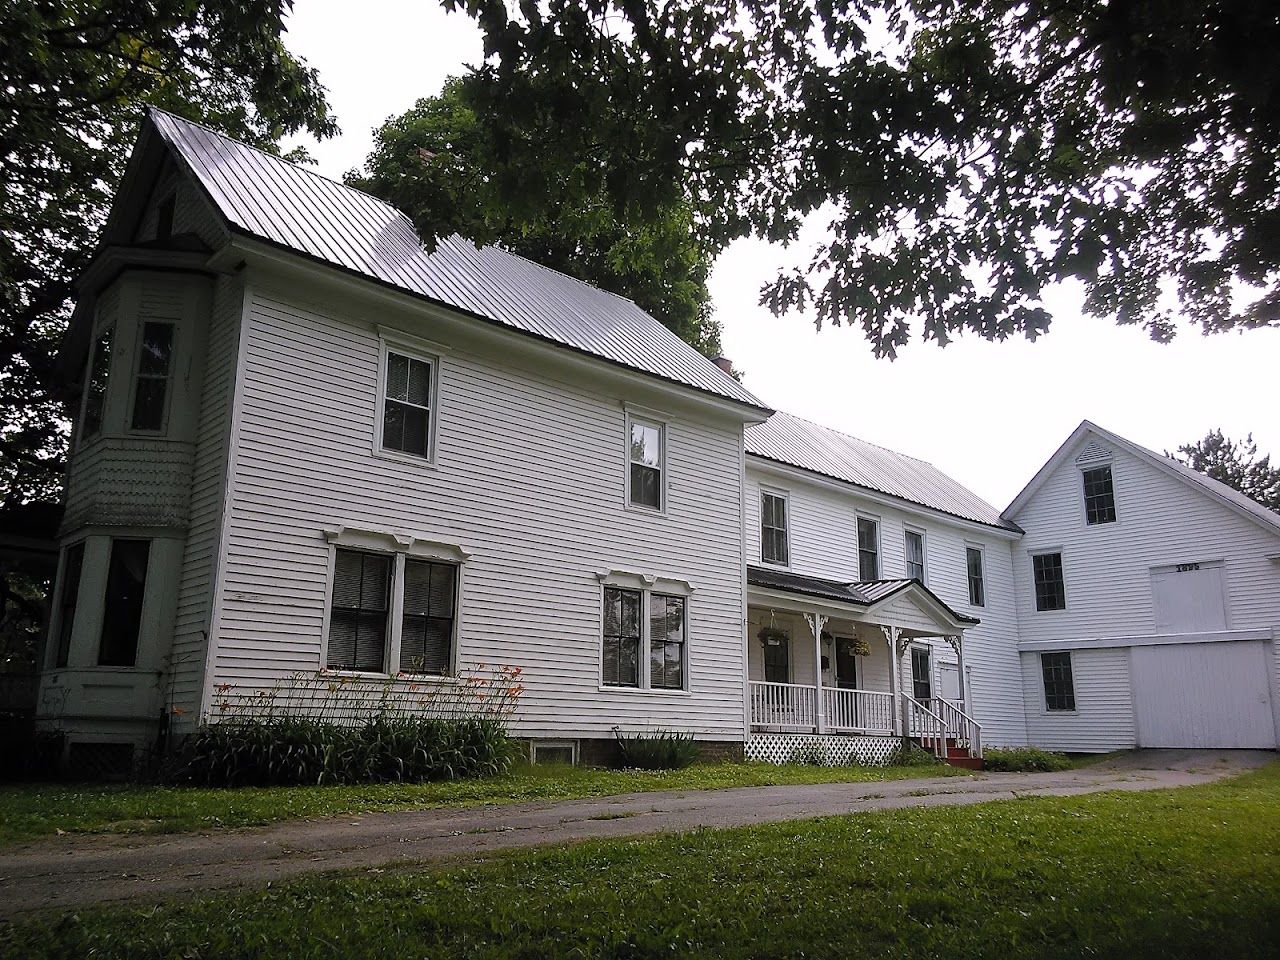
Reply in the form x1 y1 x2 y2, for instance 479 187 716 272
145 109 768 412
746 411 1018 530
746 566 979 624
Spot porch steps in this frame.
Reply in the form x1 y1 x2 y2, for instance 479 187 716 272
915 736 984 770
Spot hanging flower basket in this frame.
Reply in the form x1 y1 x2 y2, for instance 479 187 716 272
757 626 789 646
841 637 871 658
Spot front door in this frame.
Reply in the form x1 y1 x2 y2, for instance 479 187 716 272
835 636 859 689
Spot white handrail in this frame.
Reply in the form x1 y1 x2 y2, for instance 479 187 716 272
905 697 947 760
926 697 984 759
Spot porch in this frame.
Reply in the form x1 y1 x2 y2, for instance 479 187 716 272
746 566 984 765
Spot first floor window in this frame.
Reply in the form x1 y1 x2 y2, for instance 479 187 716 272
628 416 664 509
81 325 114 439
382 350 433 458
911 646 932 701
1032 552 1067 611
904 529 925 582
857 516 879 580
327 549 392 672
1041 651 1076 711
98 539 151 667
966 546 986 607
54 543 85 668
761 491 789 565
603 587 642 687
130 321 175 431
649 594 686 690
400 559 457 674
1082 465 1117 525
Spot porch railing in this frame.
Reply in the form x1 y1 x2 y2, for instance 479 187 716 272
749 681 818 731
823 687 895 735
905 697 948 760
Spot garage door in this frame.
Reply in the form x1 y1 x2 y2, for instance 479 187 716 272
1131 641 1277 748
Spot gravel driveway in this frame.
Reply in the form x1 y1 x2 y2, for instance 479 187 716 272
0 749 1269 919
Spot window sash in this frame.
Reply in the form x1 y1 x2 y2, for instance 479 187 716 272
400 559 457 674
1082 466 1116 525
628 418 663 509
1032 553 1066 611
82 326 114 438
130 321 175 431
857 517 879 580
54 543 85 668
98 539 151 667
761 493 789 565
381 350 433 458
649 593 686 690
966 547 986 607
603 587 642 687
1041 652 1076 710
905 530 924 582
327 549 392 672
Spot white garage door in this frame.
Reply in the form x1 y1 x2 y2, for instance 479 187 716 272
1131 641 1277 748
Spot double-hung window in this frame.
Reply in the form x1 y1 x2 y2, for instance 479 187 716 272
904 529 925 582
98 539 151 667
82 325 114 439
53 543 85 668
1041 651 1076 710
628 416 664 509
761 491 789 566
130 321 175 431
911 646 932 700
602 584 687 690
966 546 986 607
857 516 880 580
1082 466 1116 525
1032 552 1067 611
326 546 460 675
381 349 434 459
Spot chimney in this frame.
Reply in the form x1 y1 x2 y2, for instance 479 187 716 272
712 355 734 376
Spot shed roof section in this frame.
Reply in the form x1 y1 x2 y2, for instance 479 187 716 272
746 411 1017 531
145 109 768 412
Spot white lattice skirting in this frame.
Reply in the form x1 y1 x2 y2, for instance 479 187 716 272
745 733 902 766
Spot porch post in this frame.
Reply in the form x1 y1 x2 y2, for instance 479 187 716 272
951 633 967 711
881 624 903 739
805 612 828 734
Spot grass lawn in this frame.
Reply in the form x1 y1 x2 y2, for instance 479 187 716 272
0 760 966 845
3 762 1276 959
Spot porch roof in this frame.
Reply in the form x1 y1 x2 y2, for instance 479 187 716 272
747 565 979 627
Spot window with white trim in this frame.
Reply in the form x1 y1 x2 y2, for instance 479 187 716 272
627 415 664 509
1032 552 1066 611
602 583 688 690
381 349 434 458
1082 465 1116 525
327 547 460 675
760 491 789 566
81 325 114 439
1041 651 1076 710
98 539 151 667
966 546 986 607
857 516 879 580
904 529 925 583
130 321 175 431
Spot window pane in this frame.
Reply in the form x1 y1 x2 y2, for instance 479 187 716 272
630 463 661 508
383 399 430 457
138 322 174 375
630 421 661 467
620 590 641 638
386 352 409 401
406 356 431 406
83 327 113 437
131 376 168 431
361 554 390 611
98 539 151 666
54 543 85 668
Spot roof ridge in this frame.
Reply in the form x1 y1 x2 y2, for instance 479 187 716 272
771 410 937 468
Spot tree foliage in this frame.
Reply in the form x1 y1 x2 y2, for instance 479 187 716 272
441 0 1280 357
0 0 335 509
350 77 722 355
1170 430 1280 513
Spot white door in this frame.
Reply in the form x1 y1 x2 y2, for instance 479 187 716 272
938 662 961 702
1130 641 1276 748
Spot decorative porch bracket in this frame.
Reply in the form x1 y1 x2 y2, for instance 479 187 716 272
804 612 829 733
879 624 905 738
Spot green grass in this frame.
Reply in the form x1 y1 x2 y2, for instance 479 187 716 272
4 763 1277 959
0 761 967 845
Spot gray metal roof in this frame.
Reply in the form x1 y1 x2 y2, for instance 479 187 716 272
146 109 768 412
747 411 1018 530
746 566 978 624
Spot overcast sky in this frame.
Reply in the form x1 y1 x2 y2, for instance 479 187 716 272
282 0 1279 509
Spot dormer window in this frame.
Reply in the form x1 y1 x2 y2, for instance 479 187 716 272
1082 465 1116 525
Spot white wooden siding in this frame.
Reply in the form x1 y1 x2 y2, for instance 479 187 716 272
745 462 1028 746
1020 648 1136 751
205 280 750 740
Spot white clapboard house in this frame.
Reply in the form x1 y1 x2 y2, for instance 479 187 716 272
38 111 1280 773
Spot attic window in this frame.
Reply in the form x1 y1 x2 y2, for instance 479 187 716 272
1082 466 1116 525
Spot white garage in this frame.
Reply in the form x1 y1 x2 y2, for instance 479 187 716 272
1130 640 1278 749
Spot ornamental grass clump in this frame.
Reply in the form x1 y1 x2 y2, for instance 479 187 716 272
170 665 523 787
613 729 699 770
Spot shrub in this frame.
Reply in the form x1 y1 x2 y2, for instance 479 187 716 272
983 746 1072 772
891 741 945 767
613 729 699 770
168 665 523 787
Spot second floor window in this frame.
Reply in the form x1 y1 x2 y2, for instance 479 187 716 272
761 492 789 565
904 530 925 582
966 546 986 606
628 416 663 509
130 321 175 431
1032 552 1067 611
1082 466 1116 525
857 516 879 580
382 350 433 458
82 325 114 439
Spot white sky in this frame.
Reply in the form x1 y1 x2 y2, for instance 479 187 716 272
282 0 1279 509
